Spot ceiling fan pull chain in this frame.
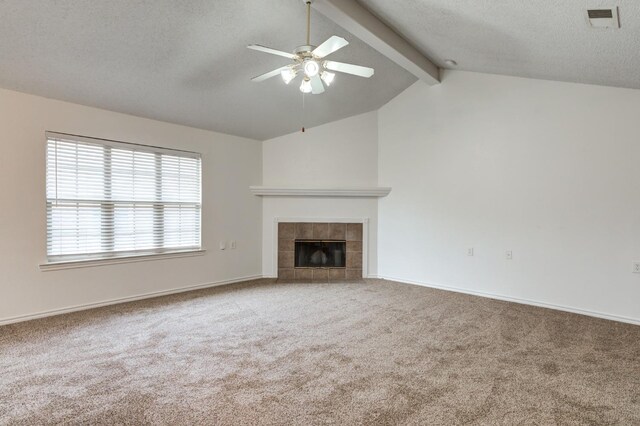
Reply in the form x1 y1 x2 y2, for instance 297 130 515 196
301 92 306 132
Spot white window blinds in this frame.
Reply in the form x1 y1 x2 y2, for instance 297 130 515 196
46 132 201 261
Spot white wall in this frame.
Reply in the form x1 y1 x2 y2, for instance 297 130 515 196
0 88 263 324
261 111 379 277
378 70 640 323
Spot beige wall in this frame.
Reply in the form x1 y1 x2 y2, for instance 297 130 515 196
261 111 379 277
0 88 263 324
6 69 640 325
377 70 640 324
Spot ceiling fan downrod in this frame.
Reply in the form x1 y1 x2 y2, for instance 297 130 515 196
306 1 311 46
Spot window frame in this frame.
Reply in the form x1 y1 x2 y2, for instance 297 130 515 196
42 132 204 269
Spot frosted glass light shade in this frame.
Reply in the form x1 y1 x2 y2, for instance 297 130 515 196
281 68 296 84
300 78 312 93
321 71 335 86
303 60 320 77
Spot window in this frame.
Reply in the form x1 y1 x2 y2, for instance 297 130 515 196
46 132 201 262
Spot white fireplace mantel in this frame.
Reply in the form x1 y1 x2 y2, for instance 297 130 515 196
250 186 391 198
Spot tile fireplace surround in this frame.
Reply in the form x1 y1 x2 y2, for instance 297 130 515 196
278 222 363 282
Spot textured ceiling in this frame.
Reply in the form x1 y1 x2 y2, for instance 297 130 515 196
358 0 640 90
0 1 415 140
4 1 638 141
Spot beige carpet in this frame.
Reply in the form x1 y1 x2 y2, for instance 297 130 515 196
1 279 639 425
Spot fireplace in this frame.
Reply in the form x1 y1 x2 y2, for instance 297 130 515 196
277 222 363 282
295 240 346 268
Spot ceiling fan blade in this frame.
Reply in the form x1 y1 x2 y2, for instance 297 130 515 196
251 66 290 83
310 75 325 94
247 44 297 60
324 61 374 78
312 36 349 58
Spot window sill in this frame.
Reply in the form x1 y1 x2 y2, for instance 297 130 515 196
39 249 206 271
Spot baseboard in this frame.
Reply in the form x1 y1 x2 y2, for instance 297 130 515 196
0 274 265 326
7 274 636 327
377 275 640 326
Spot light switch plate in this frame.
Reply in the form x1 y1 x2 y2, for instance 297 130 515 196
219 241 226 250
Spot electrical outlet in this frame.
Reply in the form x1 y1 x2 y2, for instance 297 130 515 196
633 262 640 273
230 240 237 249
506 250 513 260
467 248 474 256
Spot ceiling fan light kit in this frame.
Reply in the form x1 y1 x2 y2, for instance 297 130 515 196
321 71 335 86
281 68 297 84
300 78 313 93
247 0 374 95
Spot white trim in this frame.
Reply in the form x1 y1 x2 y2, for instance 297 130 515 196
250 186 391 198
40 249 206 271
0 274 264 326
272 217 369 279
378 275 640 326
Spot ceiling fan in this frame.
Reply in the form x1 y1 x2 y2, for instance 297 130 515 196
247 0 374 94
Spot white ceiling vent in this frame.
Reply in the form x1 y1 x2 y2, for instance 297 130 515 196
585 7 620 28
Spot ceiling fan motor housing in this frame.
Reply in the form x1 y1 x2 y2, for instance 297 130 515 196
295 45 317 57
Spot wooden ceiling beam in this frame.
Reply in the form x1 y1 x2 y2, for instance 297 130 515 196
312 0 440 85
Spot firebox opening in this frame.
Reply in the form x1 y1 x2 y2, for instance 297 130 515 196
295 240 346 268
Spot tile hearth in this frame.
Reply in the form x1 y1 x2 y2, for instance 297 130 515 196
278 222 363 282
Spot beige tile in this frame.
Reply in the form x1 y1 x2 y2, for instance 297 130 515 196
328 223 346 240
346 268 363 280
294 269 313 280
313 223 330 239
312 269 329 282
278 269 295 280
278 239 294 252
346 223 363 241
328 269 346 281
278 222 295 240
346 241 362 253
346 252 363 269
278 251 294 268
295 223 313 239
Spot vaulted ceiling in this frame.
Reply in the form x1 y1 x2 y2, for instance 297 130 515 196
1 1 639 141
0 0 415 140
359 0 640 90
